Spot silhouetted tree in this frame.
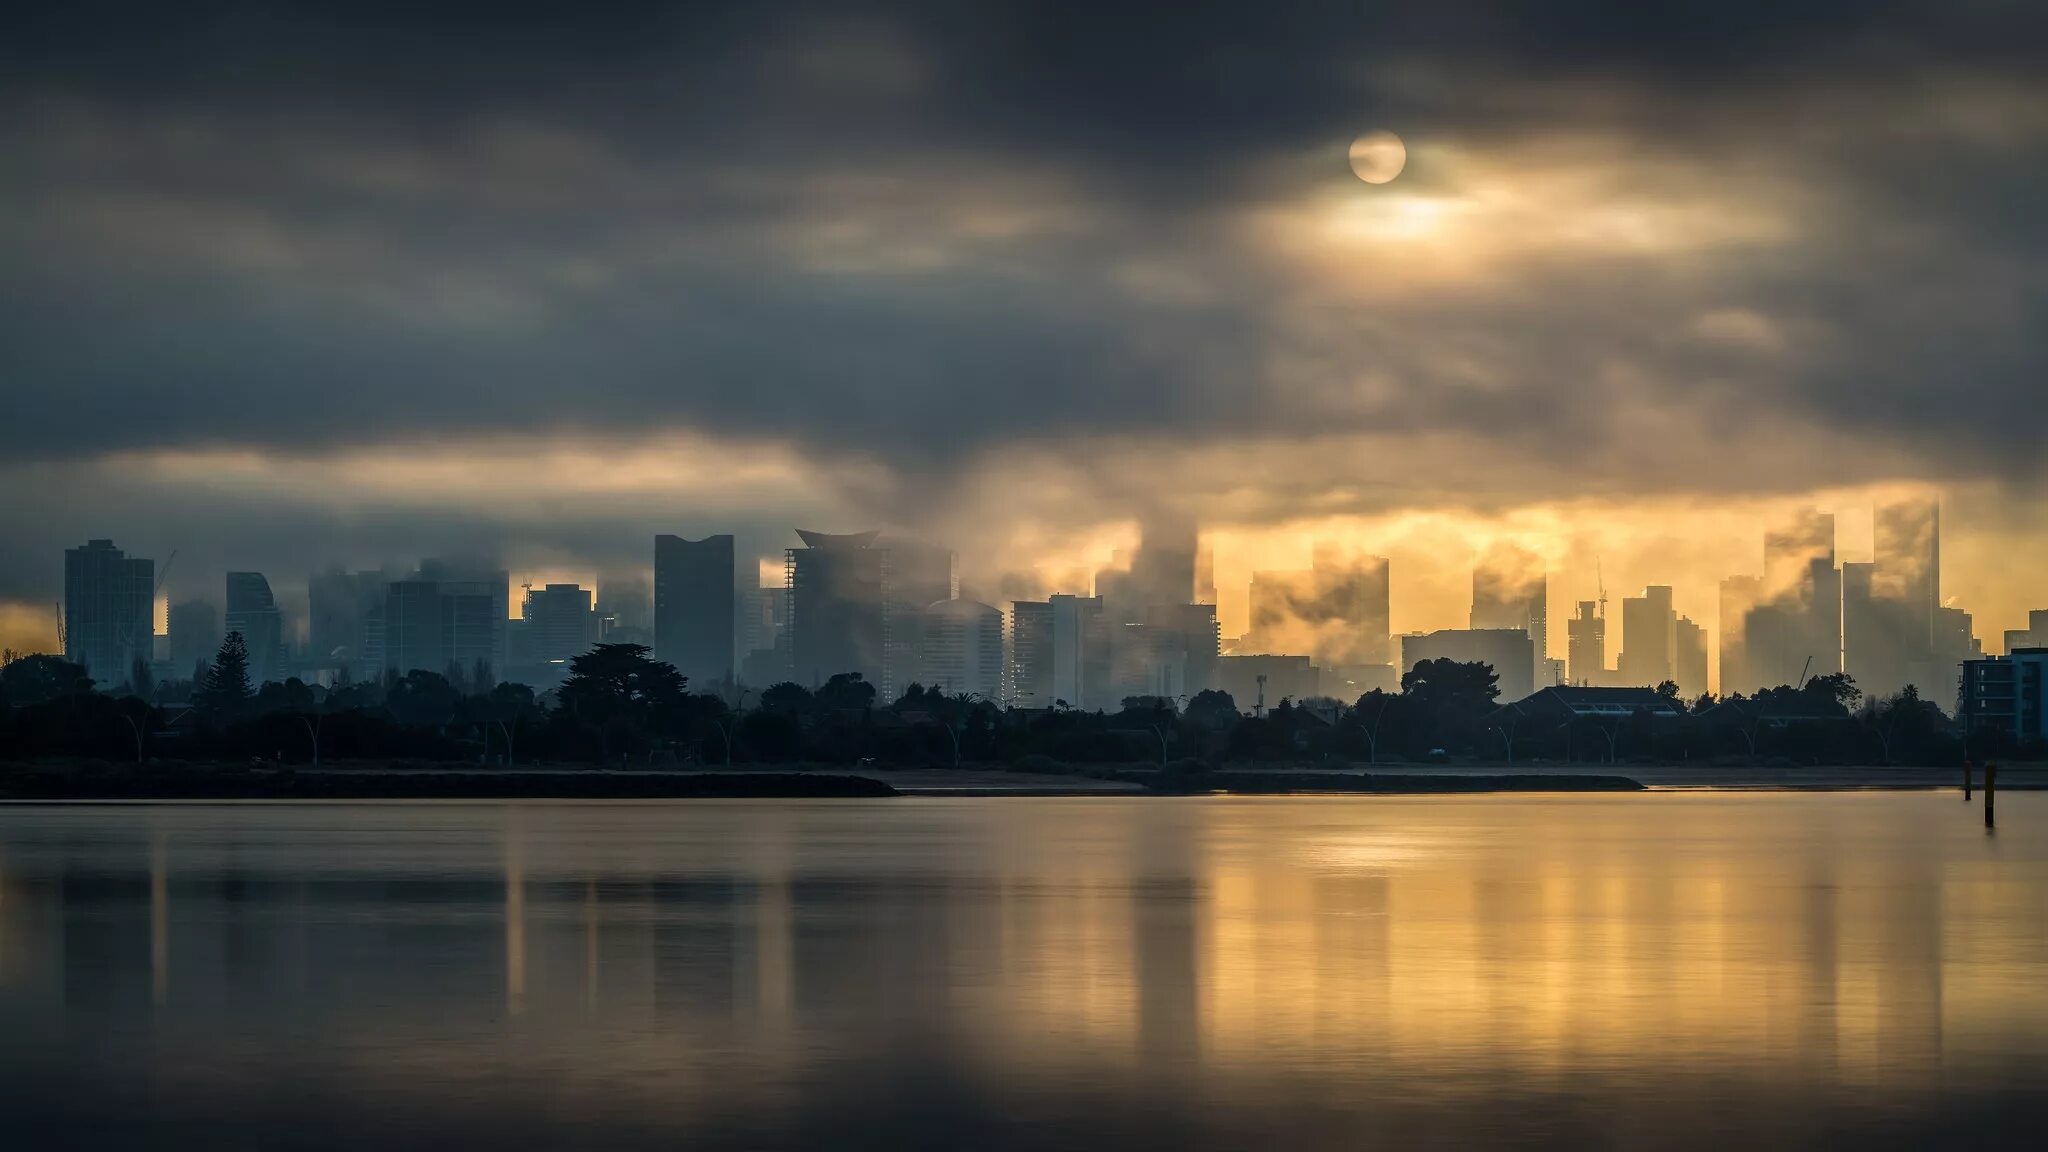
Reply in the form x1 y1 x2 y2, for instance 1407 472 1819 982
814 672 876 713
1400 658 1499 752
1654 680 1682 708
0 653 94 706
128 657 154 701
1184 689 1239 729
759 681 814 716
197 632 253 720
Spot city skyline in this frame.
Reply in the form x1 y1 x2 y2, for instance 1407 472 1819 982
40 494 2023 702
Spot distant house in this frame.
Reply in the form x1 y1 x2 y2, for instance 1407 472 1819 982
1493 685 1684 724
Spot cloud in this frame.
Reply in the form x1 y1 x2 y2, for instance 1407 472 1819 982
2 1 2047 651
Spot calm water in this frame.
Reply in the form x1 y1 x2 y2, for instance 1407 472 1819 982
2 794 2045 1149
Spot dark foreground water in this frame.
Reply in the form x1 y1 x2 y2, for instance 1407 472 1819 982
1 794 2045 1149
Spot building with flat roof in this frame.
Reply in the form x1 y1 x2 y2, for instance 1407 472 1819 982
1960 649 2048 743
1616 585 1675 688
654 533 735 689
1400 628 1535 702
64 539 154 686
921 599 1003 701
225 571 285 686
1009 600 1054 708
787 530 886 688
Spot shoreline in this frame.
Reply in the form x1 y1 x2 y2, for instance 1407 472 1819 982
3 759 2039 799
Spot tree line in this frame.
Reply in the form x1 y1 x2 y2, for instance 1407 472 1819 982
0 638 2020 769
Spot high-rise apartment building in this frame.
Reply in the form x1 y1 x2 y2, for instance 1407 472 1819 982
1009 600 1055 707
1050 593 1110 711
1675 615 1708 700
521 583 597 666
881 541 956 700
167 598 220 678
921 599 1003 701
1566 600 1606 686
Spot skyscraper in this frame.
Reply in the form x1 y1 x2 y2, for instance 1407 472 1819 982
1050 593 1110 711
881 540 956 699
1009 600 1055 707
521 583 597 666
1617 586 1675 687
1675 615 1708 700
921 599 1004 701
787 530 886 688
308 567 390 677
1750 509 1841 688
654 534 736 689
1845 498 1942 698
225 572 285 686
166 598 219 680
1567 600 1606 686
1718 575 1762 695
63 539 153 685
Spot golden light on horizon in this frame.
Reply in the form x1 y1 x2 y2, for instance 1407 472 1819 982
1348 130 1408 184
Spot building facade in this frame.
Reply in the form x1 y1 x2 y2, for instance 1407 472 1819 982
654 534 736 689
787 530 886 688
225 572 285 686
921 599 1003 701
63 539 154 686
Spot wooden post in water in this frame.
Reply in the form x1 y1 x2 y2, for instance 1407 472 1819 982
1984 761 1996 829
1964 759 1973 800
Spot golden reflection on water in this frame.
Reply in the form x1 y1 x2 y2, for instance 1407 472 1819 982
2 795 2046 1142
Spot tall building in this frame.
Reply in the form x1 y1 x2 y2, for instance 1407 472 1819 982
787 530 886 688
1616 586 1675 687
308 567 391 677
382 570 506 681
1400 628 1535 703
1109 621 1188 703
521 583 597 666
1049 593 1110 711
1675 615 1708 700
1009 600 1055 707
1129 516 1197 616
921 599 1003 701
1718 575 1762 696
881 541 956 699
1244 548 1391 667
654 534 735 689
225 572 285 686
1749 509 1840 689
167 599 219 678
1844 499 1942 699
1566 600 1606 686
1148 602 1220 694
1471 547 1547 686
63 539 154 685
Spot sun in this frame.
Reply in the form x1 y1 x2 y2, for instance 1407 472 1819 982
1349 131 1407 184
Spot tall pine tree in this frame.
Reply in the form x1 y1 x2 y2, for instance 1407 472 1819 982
199 631 253 719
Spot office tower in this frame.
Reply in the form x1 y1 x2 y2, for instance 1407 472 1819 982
1399 628 1535 703
921 599 1003 701
1719 575 1762 696
308 567 391 676
787 530 886 688
1148 601 1220 694
881 541 957 699
1050 593 1110 711
1195 541 1217 606
1471 546 1547 686
654 534 736 689
1749 508 1840 688
1010 600 1055 707
1110 621 1188 703
1675 615 1708 700
1844 498 1942 698
1617 586 1676 687
225 572 285 686
596 574 654 636
1567 600 1606 686
381 568 506 681
166 598 219 678
522 584 597 666
63 539 154 685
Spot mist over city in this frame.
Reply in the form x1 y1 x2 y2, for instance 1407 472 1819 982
6 3 2048 1150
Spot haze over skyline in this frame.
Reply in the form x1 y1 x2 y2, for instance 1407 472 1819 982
5 2 2047 663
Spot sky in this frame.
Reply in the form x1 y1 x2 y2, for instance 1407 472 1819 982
3 1 2047 671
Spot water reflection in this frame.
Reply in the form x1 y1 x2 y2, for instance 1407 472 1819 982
0 795 2045 1149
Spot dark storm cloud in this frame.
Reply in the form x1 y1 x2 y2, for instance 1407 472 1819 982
3 0 2048 612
